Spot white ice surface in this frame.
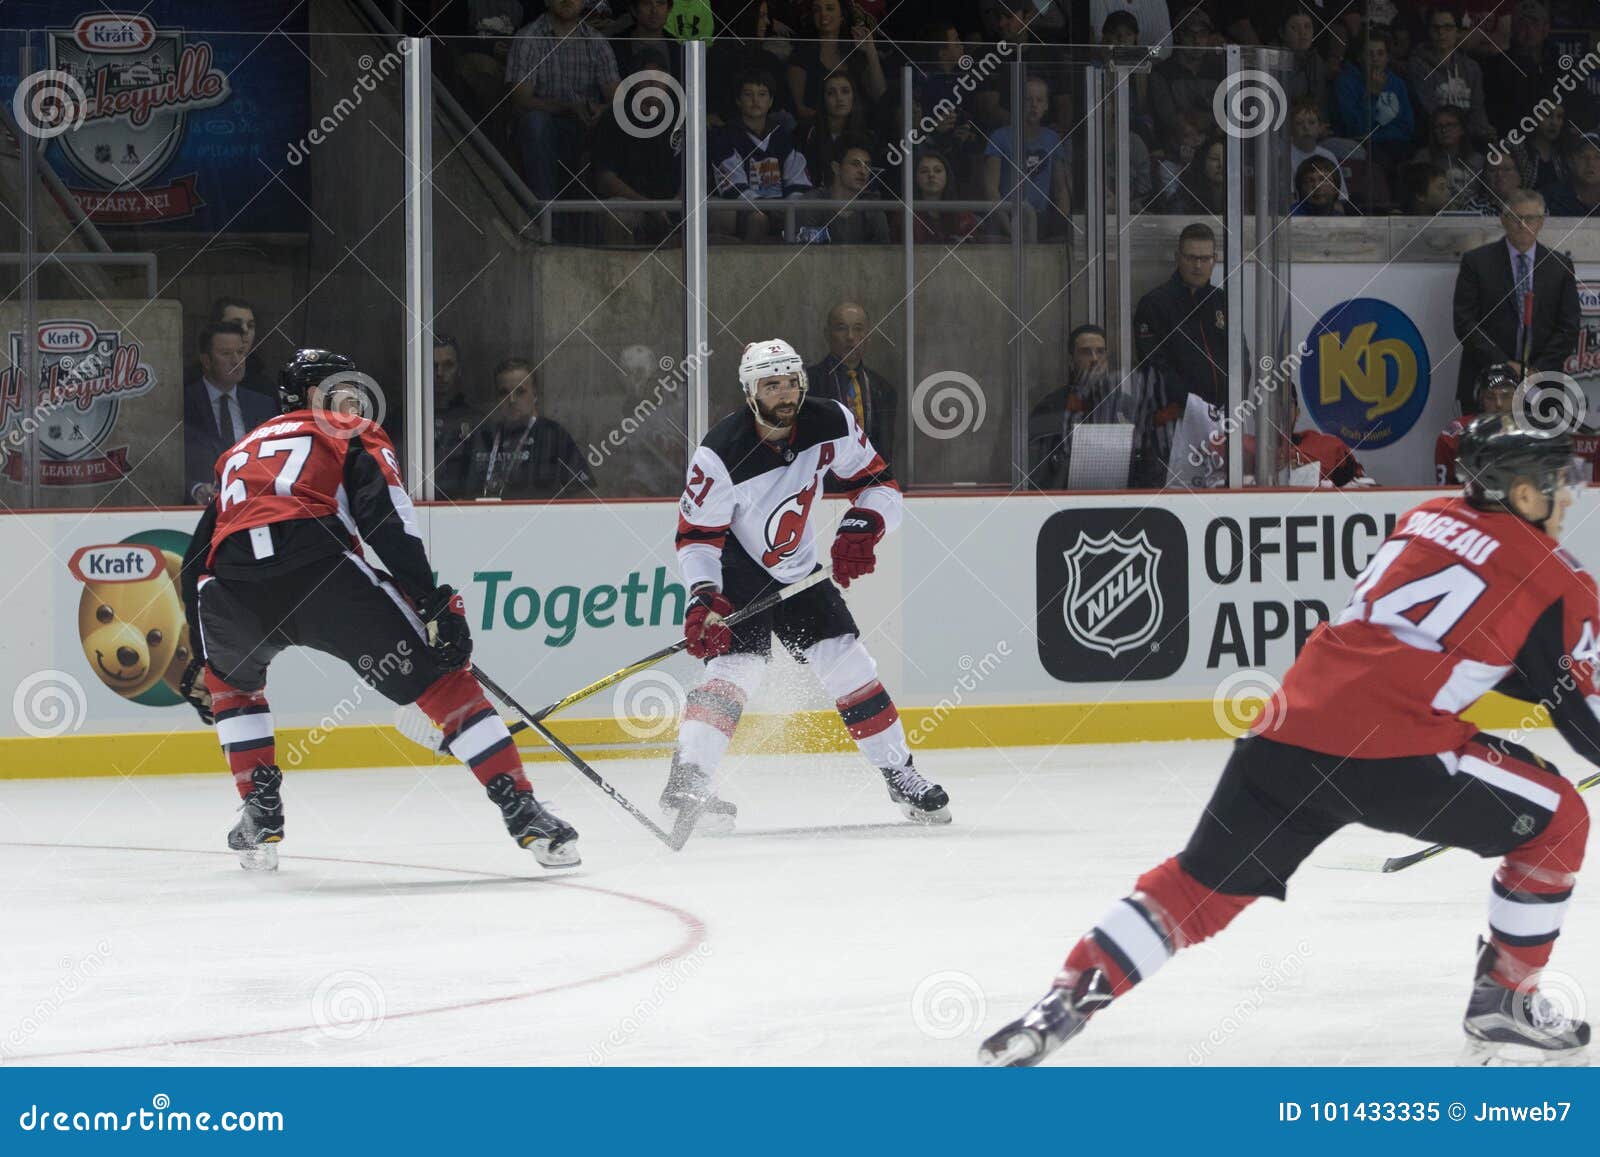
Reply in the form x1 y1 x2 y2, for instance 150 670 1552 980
1 737 1594 1067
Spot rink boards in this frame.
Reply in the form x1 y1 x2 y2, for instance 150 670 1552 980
0 488 1579 778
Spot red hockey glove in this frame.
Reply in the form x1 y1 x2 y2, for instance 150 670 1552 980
831 507 885 588
417 584 473 670
685 587 735 660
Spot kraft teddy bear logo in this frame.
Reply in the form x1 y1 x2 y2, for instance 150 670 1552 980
67 529 194 707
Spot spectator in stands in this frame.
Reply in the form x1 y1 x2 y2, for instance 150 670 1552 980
1153 109 1207 202
1289 96 1348 200
1451 187 1580 411
183 321 277 505
787 0 887 128
1280 6 1331 120
1026 324 1130 489
1403 162 1452 215
1543 131 1600 217
464 358 592 500
1161 133 1225 215
900 150 978 243
973 1 1045 131
1149 9 1221 157
431 336 484 501
807 300 899 466
920 97 986 200
707 2 795 125
1466 151 1523 215
983 74 1070 240
1408 6 1494 142
797 133 890 244
1334 29 1417 175
1134 222 1232 411
709 69 811 242
1412 106 1483 202
612 0 676 79
1511 102 1568 193
1484 2 1595 147
446 1 522 127
1091 1 1171 55
1292 155 1356 216
206 296 273 397
799 71 870 188
593 61 684 245
1436 361 1517 484
1099 11 1157 147
507 0 620 199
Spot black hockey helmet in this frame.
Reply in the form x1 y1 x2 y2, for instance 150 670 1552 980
279 349 356 414
1457 412 1581 515
1474 362 1519 413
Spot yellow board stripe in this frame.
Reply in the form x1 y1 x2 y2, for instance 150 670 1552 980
0 694 1550 780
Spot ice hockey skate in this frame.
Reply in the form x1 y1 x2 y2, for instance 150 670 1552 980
659 757 737 837
979 968 1115 1066
227 764 284 872
881 760 951 824
485 773 580 868
1460 939 1590 1067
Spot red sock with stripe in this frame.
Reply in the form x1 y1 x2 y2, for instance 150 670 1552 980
415 668 530 791
205 669 276 800
1486 779 1589 988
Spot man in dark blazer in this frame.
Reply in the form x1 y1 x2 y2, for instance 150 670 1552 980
806 300 900 470
183 320 278 504
1452 188 1580 413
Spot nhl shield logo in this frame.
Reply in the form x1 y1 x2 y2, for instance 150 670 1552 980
1061 530 1164 658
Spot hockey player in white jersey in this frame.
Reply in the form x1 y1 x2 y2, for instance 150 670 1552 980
664 339 951 831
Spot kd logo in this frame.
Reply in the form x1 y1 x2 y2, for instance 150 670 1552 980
1317 321 1416 420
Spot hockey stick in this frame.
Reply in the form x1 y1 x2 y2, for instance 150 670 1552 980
1380 768 1600 874
392 568 832 754
472 666 692 850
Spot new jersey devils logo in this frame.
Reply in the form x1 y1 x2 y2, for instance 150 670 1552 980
762 478 819 567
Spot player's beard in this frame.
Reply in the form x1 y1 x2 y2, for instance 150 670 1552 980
755 396 799 433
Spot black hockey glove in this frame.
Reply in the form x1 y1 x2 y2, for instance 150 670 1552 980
179 657 215 726
417 584 473 670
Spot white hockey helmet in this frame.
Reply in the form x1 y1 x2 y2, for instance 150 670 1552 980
738 339 807 418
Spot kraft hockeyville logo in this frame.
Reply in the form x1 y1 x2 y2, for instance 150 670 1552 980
1037 508 1188 682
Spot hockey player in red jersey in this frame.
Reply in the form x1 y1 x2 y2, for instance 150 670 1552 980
178 350 578 871
982 413 1592 1067
1437 362 1517 484
663 339 950 832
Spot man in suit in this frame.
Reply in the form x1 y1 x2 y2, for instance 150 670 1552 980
806 301 900 470
1451 187 1580 412
183 320 279 504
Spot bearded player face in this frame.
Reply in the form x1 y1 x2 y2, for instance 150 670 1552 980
753 374 802 427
